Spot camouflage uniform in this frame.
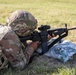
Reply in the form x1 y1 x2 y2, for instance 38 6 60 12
0 10 37 70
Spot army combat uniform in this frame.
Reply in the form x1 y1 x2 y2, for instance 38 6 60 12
0 10 38 70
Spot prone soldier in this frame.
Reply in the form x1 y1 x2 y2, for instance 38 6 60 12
0 10 53 70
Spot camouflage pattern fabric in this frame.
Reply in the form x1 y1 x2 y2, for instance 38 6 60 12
0 48 8 70
0 25 10 40
6 10 37 36
0 25 28 70
0 25 10 69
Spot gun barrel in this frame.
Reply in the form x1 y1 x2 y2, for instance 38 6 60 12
68 27 76 31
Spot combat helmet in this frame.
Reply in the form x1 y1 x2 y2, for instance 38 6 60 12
7 10 37 36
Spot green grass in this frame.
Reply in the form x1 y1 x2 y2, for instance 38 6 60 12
0 0 76 75
0 0 76 41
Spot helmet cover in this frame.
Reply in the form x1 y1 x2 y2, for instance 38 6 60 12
7 10 37 36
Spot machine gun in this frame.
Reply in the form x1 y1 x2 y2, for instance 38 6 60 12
19 24 76 54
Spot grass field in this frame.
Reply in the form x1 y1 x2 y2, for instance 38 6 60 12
0 0 76 41
0 0 76 75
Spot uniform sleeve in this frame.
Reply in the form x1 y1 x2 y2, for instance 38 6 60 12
0 30 28 70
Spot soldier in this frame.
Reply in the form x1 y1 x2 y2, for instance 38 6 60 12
0 10 40 70
0 10 53 71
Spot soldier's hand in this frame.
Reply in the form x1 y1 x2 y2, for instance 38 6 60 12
28 41 40 51
47 34 55 40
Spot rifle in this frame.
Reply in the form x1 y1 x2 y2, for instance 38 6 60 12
19 24 76 54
